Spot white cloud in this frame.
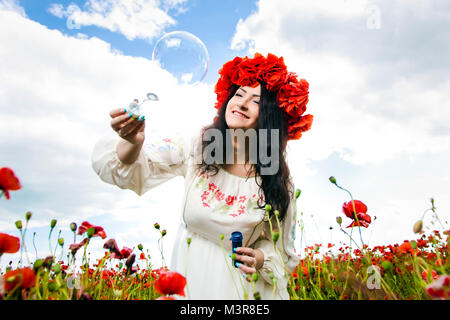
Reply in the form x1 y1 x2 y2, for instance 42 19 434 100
0 0 25 16
229 0 450 248
47 0 189 41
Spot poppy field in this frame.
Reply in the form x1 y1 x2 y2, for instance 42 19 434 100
1 167 449 300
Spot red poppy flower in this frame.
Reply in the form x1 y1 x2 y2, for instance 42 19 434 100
3 267 36 292
399 241 418 255
77 221 106 239
426 275 450 299
422 269 439 282
342 200 371 228
0 233 20 255
0 167 22 200
69 238 88 256
103 239 132 259
155 270 187 297
156 296 176 300
140 252 146 260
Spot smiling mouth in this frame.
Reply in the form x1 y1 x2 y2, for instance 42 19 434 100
232 111 249 119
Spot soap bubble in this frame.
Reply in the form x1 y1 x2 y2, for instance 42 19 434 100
128 92 159 116
152 31 209 85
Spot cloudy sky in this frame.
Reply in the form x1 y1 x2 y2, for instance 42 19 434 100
1 0 449 270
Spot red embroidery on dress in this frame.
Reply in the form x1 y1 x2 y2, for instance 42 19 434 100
225 195 237 206
238 195 247 203
201 191 210 201
208 182 217 192
162 138 172 143
238 204 246 215
202 202 210 208
215 191 225 201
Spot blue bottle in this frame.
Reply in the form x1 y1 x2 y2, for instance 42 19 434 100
230 231 243 268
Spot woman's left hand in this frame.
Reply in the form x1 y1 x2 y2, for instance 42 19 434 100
233 247 264 281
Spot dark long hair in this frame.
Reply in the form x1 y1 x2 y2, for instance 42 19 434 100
195 82 294 221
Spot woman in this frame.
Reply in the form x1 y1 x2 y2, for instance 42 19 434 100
92 53 313 299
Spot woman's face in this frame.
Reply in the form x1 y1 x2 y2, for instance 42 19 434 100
225 85 261 130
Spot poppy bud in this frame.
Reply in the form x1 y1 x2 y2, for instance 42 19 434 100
33 259 43 270
154 223 160 230
161 230 167 237
413 220 423 234
15 220 22 230
329 176 337 184
87 227 95 238
272 231 279 243
25 211 32 221
43 256 54 268
52 264 61 274
430 197 435 207
58 238 64 247
268 272 274 280
265 204 271 212
410 240 417 249
252 273 259 282
295 189 301 199
336 216 342 226
48 281 58 292
70 222 77 232
125 254 136 269
137 244 143 251
118 262 123 269
187 238 191 245
253 291 261 300
274 210 279 217
50 219 57 229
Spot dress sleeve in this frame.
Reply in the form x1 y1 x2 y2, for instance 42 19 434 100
252 196 299 299
91 134 190 196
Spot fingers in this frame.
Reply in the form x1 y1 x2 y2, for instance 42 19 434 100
111 113 132 132
236 247 255 257
231 247 257 276
110 108 128 119
120 119 145 139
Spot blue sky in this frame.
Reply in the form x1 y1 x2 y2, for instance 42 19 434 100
1 0 450 271
19 0 257 84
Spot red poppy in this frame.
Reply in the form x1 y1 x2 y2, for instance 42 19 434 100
0 233 20 255
399 241 418 255
77 221 106 239
103 239 132 259
69 238 88 256
0 167 22 200
3 267 36 292
140 252 146 260
155 270 187 297
342 200 371 228
422 269 439 282
426 275 450 299
156 296 176 300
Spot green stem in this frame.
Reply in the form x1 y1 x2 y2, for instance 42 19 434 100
219 235 242 299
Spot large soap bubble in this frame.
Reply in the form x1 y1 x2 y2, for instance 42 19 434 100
152 31 209 85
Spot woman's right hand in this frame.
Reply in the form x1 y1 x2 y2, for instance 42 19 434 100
110 108 146 145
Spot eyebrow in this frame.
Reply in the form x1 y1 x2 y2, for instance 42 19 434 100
239 88 260 98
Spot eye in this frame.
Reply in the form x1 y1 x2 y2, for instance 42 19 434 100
253 100 260 105
235 93 242 97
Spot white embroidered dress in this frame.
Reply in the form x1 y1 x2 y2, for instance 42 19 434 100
91 131 299 300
